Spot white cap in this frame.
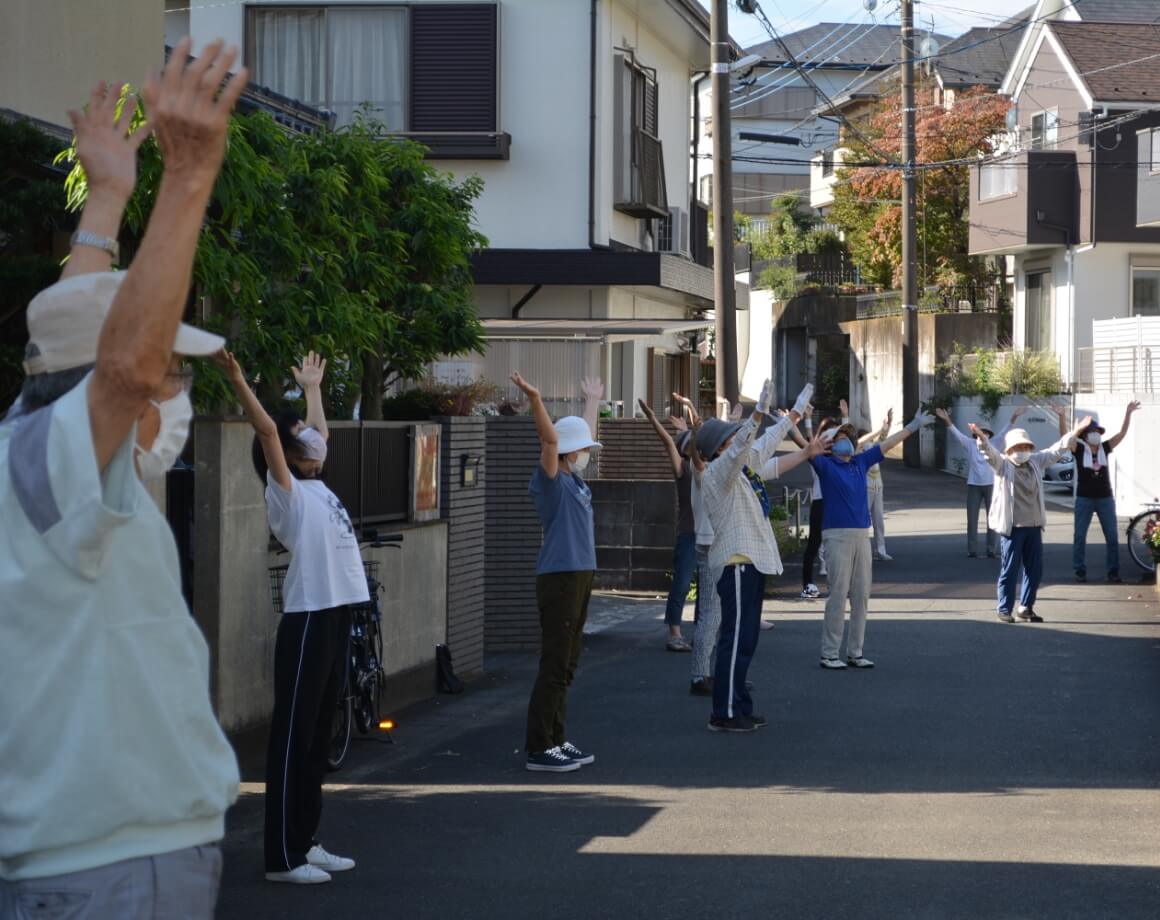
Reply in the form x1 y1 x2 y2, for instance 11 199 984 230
554 416 601 455
23 272 225 375
297 427 328 462
1005 427 1035 451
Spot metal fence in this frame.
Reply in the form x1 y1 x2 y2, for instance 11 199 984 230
326 422 411 525
855 284 1002 319
1076 346 1160 393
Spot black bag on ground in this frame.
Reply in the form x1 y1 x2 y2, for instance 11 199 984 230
436 643 464 694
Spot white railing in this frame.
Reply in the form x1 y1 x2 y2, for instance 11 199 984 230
1076 346 1160 393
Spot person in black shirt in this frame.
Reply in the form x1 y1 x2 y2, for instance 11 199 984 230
1060 401 1141 583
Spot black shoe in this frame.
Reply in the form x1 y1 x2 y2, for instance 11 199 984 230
708 715 757 733
689 679 712 697
1107 572 1122 584
746 714 768 728
1015 607 1044 623
1075 570 1087 583
997 610 1015 624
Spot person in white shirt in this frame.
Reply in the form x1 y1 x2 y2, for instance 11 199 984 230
0 41 244 918
219 350 367 885
700 382 821 732
935 406 1025 558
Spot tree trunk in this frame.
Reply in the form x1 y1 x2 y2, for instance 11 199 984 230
361 353 384 420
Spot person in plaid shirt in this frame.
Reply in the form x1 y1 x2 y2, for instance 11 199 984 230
700 380 823 733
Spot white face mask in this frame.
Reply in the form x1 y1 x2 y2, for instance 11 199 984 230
1086 433 1102 447
571 450 590 473
135 390 192 481
1010 449 1032 465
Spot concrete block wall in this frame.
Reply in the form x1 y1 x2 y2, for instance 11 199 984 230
591 479 678 592
483 416 542 651
438 416 486 679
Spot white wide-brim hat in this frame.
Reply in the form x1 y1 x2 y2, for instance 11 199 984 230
554 415 601 455
23 271 225 375
1005 427 1035 451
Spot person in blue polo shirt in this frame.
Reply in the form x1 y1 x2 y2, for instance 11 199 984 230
811 409 933 670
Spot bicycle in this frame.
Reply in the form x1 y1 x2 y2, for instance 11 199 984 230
1126 501 1160 575
268 530 403 771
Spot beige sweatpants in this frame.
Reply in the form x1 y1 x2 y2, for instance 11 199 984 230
821 528 873 660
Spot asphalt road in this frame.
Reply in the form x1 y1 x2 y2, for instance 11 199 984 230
216 461 1160 920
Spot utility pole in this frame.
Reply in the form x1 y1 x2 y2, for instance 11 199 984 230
900 0 920 466
711 0 739 412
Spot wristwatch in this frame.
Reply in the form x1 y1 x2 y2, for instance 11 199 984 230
70 229 120 262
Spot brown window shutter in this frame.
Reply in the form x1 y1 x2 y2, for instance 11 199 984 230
410 3 498 132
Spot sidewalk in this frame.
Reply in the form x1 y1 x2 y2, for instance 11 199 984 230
215 461 1160 920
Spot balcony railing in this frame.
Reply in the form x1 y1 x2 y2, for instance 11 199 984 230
1076 346 1160 393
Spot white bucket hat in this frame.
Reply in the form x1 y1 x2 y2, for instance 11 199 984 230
1005 428 1035 451
297 427 328 462
23 271 225 375
554 416 601 455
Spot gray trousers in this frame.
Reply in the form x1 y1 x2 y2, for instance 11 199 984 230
691 545 723 681
0 845 222 920
821 528 872 660
967 484 997 555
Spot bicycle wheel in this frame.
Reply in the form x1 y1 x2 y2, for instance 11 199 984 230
327 693 353 771
1126 510 1160 573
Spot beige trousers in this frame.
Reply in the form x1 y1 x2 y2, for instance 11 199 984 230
821 528 873 659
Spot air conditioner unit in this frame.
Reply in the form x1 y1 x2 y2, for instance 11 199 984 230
657 206 690 258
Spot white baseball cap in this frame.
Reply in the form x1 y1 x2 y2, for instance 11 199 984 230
22 272 225 375
554 416 601 455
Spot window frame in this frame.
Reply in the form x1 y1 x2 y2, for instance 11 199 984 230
1130 265 1160 317
979 160 1018 202
1030 108 1059 151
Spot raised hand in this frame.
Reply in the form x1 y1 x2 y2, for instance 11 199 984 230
672 392 701 426
792 383 813 416
906 409 934 432
1127 399 1142 415
292 350 326 389
1011 405 1030 421
1072 414 1095 435
213 349 245 385
968 423 987 440
580 376 604 401
68 81 153 201
839 398 849 418
884 408 894 429
510 371 540 401
637 398 657 420
935 407 952 425
670 414 688 433
805 426 830 457
756 378 775 417
803 402 814 419
729 402 743 422
141 37 248 187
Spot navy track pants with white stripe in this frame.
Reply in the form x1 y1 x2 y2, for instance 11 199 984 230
711 564 766 720
264 606 351 873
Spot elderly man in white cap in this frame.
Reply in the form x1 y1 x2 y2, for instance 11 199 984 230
510 372 603 772
0 39 245 918
972 414 1091 623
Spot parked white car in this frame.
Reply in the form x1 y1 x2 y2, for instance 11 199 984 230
1041 451 1076 491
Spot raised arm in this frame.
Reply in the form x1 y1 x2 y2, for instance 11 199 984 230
936 407 974 450
512 372 559 479
759 426 828 480
672 391 702 429
880 408 934 454
1105 400 1141 451
969 423 1005 472
87 38 248 472
292 351 328 440
216 350 292 491
858 408 892 448
62 82 153 278
638 398 683 478
580 376 603 441
782 408 809 449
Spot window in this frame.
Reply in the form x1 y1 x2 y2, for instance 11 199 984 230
247 3 506 157
613 54 668 219
1025 270 1053 351
1030 110 1059 150
1151 128 1160 173
980 161 1018 200
1132 267 1160 316
821 150 835 178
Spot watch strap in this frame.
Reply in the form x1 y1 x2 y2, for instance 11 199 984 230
70 229 120 261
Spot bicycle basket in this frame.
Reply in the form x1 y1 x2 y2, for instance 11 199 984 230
268 565 290 615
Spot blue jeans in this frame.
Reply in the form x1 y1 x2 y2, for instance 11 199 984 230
998 526 1044 613
665 532 698 627
1073 495 1119 576
712 564 765 720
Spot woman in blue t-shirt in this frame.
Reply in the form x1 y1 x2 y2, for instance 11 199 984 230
511 371 602 774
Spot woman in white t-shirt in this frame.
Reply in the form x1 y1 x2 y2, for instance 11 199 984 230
217 350 367 886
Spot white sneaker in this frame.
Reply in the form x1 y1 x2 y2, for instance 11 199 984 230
801 584 820 598
847 656 875 668
819 657 847 670
877 551 893 561
266 864 332 885
307 844 355 872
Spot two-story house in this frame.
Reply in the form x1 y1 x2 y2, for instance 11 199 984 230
188 0 740 416
968 19 1160 388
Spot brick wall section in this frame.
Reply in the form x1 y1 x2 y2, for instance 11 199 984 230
437 416 486 679
594 418 683 480
483 416 543 651
591 479 678 592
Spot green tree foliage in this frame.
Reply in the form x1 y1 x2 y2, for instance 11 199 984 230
829 82 1010 287
60 101 486 417
0 118 71 406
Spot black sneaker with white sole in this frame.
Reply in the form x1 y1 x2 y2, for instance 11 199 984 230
526 746 581 773
559 741 595 765
746 714 768 728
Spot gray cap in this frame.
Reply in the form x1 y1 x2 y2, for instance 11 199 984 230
696 418 743 460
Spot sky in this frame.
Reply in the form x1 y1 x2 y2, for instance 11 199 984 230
697 0 1032 48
